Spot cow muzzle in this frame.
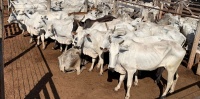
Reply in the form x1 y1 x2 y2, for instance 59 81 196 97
100 47 108 52
74 46 81 49
108 67 115 72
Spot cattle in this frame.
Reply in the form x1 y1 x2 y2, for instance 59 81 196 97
179 17 199 51
73 29 109 75
44 18 74 51
58 47 85 75
13 11 46 49
108 39 186 99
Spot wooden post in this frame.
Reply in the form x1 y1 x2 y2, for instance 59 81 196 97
113 0 117 16
197 61 200 75
187 19 200 69
94 0 97 8
47 0 51 12
176 1 184 16
85 0 88 12
0 0 5 98
159 1 164 20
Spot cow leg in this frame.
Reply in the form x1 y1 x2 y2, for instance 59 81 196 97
114 74 126 91
29 34 34 44
60 44 63 52
52 41 60 50
169 73 179 93
155 67 165 83
40 33 46 49
21 30 25 36
161 68 176 98
125 69 136 99
36 35 40 46
89 58 96 72
98 52 104 75
60 65 65 73
74 58 81 75
134 72 138 86
64 45 68 52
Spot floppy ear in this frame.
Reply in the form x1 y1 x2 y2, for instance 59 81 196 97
85 34 92 42
119 40 124 45
112 26 116 33
120 46 128 53
141 16 144 21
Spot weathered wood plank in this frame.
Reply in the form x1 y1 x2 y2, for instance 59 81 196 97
187 19 200 69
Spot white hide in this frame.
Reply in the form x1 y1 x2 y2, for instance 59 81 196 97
75 29 106 75
109 40 186 99
58 48 82 75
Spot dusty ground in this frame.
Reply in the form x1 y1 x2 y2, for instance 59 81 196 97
2 1 200 99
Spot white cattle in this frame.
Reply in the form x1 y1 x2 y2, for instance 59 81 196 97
179 17 199 51
109 40 186 99
44 18 74 51
73 29 108 75
58 47 84 75
16 12 46 49
10 0 47 14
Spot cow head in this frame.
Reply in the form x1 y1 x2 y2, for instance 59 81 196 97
100 27 116 52
73 30 87 49
108 42 120 70
33 15 48 30
108 40 125 71
100 29 113 52
44 24 54 39
73 29 92 49
7 12 18 23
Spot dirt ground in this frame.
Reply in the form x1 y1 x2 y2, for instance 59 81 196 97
2 1 200 99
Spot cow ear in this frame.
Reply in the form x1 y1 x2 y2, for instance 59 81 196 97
86 34 92 42
112 26 116 33
120 49 128 53
85 34 90 38
119 40 124 45
120 46 128 53
141 16 144 21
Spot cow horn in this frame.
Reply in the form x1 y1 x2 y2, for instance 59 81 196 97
119 40 124 45
108 36 111 43
112 26 116 33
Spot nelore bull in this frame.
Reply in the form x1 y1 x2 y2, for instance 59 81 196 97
108 39 186 99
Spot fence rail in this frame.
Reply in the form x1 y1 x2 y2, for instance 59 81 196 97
118 0 200 19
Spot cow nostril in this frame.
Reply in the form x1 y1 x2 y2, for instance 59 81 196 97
74 46 80 49
100 47 103 50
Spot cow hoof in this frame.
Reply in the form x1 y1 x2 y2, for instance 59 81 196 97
134 82 138 86
114 87 119 91
125 95 130 99
88 68 93 72
42 47 46 50
99 73 103 76
159 96 166 99
81 67 86 70
169 89 174 93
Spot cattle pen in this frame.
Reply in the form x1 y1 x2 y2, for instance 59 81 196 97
1 0 200 99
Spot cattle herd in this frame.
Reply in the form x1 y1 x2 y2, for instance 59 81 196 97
7 0 199 99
